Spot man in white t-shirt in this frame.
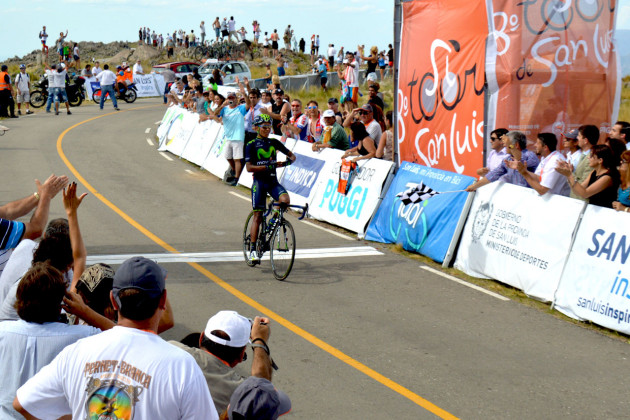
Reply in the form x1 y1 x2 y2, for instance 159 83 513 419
200 20 206 45
228 16 237 42
95 64 119 111
132 60 144 76
14 256 218 420
14 65 33 115
327 44 336 69
507 132 570 196
92 61 102 77
44 62 71 115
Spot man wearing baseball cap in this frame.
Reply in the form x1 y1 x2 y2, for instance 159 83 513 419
312 109 349 152
14 257 218 420
170 310 275 414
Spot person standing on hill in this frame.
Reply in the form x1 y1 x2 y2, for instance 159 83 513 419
213 17 221 42
56 30 68 62
39 26 49 56
200 21 206 45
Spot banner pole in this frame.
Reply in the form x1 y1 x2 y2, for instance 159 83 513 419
393 0 402 172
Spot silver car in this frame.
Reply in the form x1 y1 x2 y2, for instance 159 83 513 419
199 59 251 89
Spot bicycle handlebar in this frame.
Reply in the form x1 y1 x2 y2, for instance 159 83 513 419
265 202 309 219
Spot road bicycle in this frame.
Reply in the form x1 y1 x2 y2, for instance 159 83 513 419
242 201 308 280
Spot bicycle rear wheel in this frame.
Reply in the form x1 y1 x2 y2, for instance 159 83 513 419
270 219 295 280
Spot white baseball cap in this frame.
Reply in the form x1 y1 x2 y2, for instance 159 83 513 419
322 109 335 118
204 310 251 348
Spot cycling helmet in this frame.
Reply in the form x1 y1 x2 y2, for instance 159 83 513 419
253 114 272 127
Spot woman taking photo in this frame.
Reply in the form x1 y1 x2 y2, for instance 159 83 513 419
557 144 620 208
342 122 376 162
612 150 630 212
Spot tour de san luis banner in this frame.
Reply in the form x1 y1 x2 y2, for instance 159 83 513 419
396 0 620 174
487 0 621 142
397 0 488 177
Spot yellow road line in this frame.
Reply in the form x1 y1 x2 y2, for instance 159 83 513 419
56 107 459 420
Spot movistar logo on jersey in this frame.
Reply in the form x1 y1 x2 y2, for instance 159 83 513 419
257 146 276 160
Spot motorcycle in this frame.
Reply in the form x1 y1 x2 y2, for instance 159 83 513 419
29 74 86 108
92 82 138 104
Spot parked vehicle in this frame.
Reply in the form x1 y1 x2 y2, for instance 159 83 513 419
198 59 251 89
151 61 200 78
30 74 86 108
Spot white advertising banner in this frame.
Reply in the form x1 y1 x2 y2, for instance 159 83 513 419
161 109 198 157
308 157 394 236
454 182 585 302
133 73 166 98
83 74 165 98
554 206 630 334
180 119 222 167
201 127 230 179
157 106 185 150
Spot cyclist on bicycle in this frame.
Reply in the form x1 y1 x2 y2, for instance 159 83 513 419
245 114 296 264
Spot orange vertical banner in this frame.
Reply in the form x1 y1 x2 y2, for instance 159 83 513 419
397 0 488 177
487 0 620 143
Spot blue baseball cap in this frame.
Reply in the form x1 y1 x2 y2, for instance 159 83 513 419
112 257 166 307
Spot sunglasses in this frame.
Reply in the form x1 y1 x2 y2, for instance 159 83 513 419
490 137 499 141
258 124 272 129
358 111 367 115
307 106 317 110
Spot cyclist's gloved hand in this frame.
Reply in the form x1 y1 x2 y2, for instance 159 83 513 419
284 159 293 167
266 161 277 171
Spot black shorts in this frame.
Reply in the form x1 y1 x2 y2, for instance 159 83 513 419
251 179 287 211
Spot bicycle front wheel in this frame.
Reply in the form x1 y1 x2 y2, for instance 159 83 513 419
270 219 295 280
243 211 257 267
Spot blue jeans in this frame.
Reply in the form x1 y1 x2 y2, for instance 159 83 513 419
45 87 67 111
100 84 118 109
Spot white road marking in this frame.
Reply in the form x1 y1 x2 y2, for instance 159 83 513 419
302 221 354 241
420 266 510 301
229 191 249 201
86 247 383 265
229 191 354 241
146 138 155 146
145 128 151 134
155 120 162 125
185 169 194 174
159 152 173 161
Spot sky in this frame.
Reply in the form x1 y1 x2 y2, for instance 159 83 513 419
0 0 393 61
1 1 629 62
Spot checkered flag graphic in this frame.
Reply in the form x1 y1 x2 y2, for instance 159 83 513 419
396 182 440 205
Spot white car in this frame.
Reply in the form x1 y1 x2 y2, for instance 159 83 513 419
199 59 251 89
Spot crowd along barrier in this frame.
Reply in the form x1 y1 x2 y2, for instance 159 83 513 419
365 162 475 265
553 205 630 334
156 106 393 236
454 182 586 302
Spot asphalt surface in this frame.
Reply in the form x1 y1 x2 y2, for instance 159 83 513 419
1 98 629 419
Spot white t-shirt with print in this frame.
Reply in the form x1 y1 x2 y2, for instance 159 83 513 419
17 326 218 420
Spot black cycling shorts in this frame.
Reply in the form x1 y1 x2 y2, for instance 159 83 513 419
251 179 288 211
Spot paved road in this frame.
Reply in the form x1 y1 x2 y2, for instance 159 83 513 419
2 99 629 419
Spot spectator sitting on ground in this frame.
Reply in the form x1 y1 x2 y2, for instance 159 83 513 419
506 132 570 196
609 120 629 149
476 128 509 177
312 109 349 152
568 125 600 201
0 262 107 418
169 311 275 415
81 64 92 78
166 79 185 106
0 174 68 278
376 110 394 161
342 122 377 162
557 144 620 208
562 129 582 169
466 131 539 192
14 256 217 419
0 182 87 321
612 150 630 212
225 376 291 420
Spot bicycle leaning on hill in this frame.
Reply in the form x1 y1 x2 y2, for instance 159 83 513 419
243 201 308 280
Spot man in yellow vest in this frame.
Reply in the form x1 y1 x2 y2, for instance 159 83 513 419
0 65 18 118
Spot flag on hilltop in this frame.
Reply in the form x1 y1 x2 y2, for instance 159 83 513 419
396 182 439 205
